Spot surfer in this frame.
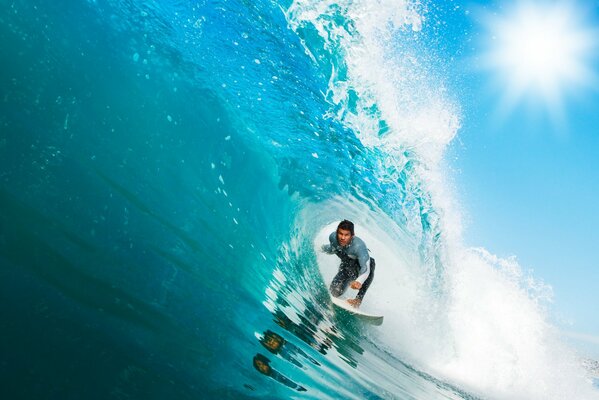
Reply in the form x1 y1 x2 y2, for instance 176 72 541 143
321 220 375 308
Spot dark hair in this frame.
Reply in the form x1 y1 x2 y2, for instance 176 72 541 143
337 219 354 235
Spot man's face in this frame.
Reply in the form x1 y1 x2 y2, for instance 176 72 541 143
336 228 353 246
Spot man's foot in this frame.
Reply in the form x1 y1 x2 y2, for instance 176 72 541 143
347 298 362 308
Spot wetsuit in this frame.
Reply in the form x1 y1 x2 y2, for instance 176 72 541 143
322 232 375 301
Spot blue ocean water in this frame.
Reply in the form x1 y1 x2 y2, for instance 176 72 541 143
1 1 598 399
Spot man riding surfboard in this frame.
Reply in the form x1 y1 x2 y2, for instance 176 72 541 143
321 220 375 308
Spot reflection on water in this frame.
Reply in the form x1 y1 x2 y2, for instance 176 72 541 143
250 263 372 394
259 329 321 368
252 353 307 392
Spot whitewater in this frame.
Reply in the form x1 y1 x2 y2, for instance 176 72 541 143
1 0 597 399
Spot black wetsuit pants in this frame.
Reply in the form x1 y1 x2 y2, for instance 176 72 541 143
329 257 375 301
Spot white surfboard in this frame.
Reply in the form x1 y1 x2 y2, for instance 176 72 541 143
330 297 384 326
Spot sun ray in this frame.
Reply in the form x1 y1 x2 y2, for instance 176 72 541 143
476 1 598 124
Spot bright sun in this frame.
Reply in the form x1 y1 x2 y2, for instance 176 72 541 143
479 1 597 119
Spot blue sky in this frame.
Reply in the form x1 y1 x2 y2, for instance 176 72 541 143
442 0 599 357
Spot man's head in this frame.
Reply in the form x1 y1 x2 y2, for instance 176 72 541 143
336 219 354 246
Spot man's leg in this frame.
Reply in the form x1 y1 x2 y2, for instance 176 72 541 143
329 261 358 297
355 257 375 301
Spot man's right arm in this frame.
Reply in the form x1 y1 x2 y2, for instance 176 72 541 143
321 232 336 253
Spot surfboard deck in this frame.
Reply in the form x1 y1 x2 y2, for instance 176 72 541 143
331 297 384 326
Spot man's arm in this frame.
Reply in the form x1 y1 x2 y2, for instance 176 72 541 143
320 232 336 254
354 259 370 285
353 242 371 285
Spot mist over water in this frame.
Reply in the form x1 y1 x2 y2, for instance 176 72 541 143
1 0 598 399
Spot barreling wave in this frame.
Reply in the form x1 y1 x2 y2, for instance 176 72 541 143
1 0 598 399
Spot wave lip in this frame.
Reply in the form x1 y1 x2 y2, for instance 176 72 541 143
287 0 460 165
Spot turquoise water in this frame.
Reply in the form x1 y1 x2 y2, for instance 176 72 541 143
1 1 598 399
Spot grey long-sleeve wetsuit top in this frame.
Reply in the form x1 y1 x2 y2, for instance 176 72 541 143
322 232 371 285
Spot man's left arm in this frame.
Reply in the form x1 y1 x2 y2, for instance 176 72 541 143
352 245 371 287
354 259 370 286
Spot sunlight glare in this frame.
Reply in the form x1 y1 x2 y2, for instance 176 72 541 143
479 1 597 119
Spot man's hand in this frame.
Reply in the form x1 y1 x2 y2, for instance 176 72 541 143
350 281 362 290
347 298 362 308
320 244 330 253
